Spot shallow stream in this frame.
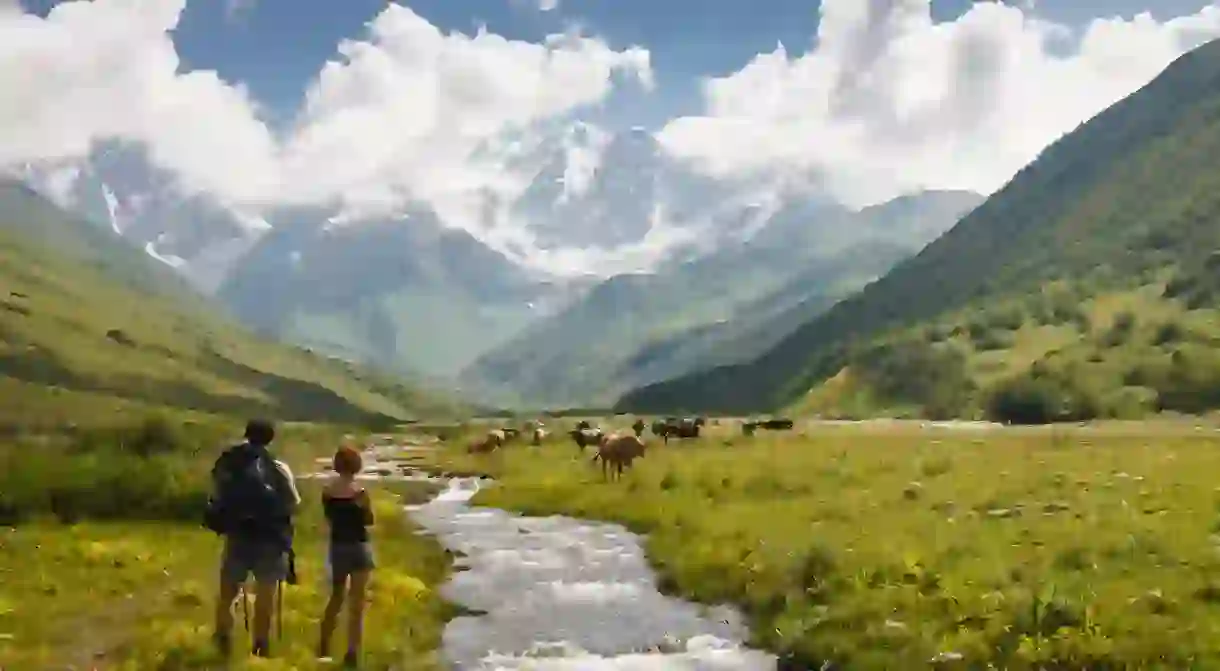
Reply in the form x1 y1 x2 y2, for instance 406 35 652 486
359 444 777 669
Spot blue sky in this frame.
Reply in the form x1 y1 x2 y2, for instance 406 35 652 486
20 0 1216 130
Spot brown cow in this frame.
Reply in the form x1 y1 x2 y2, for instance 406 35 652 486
591 433 647 481
467 429 505 454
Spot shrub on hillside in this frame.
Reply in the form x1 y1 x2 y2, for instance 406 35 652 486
1102 386 1158 419
0 448 208 525
0 415 220 525
1150 346 1220 413
851 340 974 418
68 413 212 457
1071 309 1093 332
1163 274 1195 299
924 324 952 343
1154 320 1186 346
1185 286 1215 310
986 375 1101 425
972 328 1013 351
1101 311 1137 347
989 307 1026 331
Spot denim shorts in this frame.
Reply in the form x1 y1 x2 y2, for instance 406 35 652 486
221 536 289 584
328 542 375 581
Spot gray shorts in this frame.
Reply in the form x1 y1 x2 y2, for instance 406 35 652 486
329 542 375 581
221 536 288 585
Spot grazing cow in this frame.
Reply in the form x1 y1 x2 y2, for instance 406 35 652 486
591 433 647 481
568 427 604 453
501 427 522 443
653 417 705 443
531 426 548 446
650 419 670 439
468 429 505 454
760 418 795 431
631 419 646 437
743 418 795 435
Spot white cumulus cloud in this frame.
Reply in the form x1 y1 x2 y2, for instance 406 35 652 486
658 0 1220 208
276 6 651 213
0 0 279 204
0 0 651 217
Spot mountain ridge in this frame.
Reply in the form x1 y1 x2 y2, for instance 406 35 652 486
615 37 1220 419
465 189 982 406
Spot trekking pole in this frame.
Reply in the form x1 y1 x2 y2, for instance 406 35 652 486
278 549 295 641
239 585 251 632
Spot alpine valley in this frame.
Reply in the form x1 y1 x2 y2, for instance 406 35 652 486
11 125 982 408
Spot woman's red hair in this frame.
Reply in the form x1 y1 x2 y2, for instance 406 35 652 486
333 445 363 476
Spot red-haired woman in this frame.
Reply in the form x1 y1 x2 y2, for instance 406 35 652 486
318 445 374 667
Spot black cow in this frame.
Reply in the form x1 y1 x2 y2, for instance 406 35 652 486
743 418 795 435
569 427 604 453
652 417 705 443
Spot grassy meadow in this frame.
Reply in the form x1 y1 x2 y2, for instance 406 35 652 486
428 418 1220 669
0 416 456 670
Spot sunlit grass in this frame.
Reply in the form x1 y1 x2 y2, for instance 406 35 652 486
0 419 455 670
428 422 1220 668
0 485 453 670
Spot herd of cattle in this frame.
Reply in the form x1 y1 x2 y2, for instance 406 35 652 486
464 415 797 480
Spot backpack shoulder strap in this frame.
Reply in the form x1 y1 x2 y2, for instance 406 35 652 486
212 444 242 475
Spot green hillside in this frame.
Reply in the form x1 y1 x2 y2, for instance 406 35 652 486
466 191 979 406
613 239 914 388
0 188 466 430
616 38 1220 421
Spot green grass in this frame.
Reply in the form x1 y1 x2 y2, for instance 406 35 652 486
0 487 453 670
426 421 1220 669
0 420 456 670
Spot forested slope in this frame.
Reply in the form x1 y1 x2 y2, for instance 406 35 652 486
617 39 1220 421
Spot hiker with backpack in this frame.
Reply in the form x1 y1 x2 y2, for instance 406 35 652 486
205 419 301 658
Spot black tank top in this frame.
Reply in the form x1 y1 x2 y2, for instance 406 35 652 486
322 493 372 544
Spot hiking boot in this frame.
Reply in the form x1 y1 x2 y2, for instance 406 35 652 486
212 631 232 656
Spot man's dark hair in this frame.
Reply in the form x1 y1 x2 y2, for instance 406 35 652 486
244 419 276 446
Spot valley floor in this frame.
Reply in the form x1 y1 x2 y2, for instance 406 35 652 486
427 419 1220 669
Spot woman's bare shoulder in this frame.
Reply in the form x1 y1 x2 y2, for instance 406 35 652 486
321 479 345 496
323 479 363 498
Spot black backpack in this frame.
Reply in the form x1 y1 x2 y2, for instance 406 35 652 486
203 443 291 547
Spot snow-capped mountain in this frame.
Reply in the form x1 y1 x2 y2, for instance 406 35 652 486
213 204 597 379
483 122 789 274
17 142 271 293
6 123 978 388
512 124 708 249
